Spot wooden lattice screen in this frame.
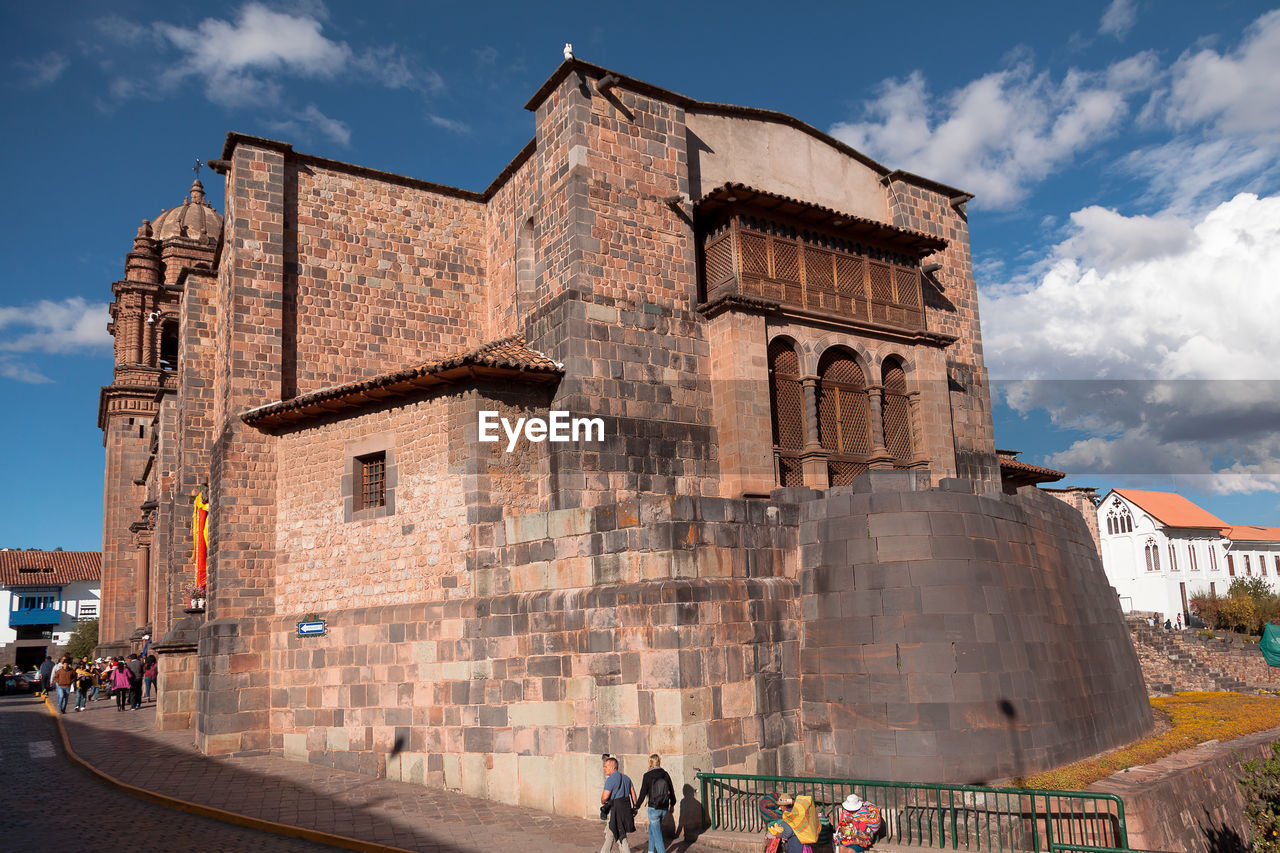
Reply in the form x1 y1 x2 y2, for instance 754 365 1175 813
769 339 805 487
881 359 913 464
703 216 925 332
817 350 872 485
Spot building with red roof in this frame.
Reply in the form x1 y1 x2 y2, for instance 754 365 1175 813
0 549 101 670
1097 489 1280 621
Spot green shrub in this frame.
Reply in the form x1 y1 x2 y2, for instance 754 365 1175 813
64 618 97 660
1221 595 1259 634
1239 741 1280 853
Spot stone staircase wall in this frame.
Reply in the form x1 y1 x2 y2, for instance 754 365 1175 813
1127 619 1280 693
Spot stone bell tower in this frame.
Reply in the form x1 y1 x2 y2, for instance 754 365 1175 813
97 178 222 656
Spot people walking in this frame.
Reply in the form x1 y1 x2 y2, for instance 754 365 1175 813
38 656 54 696
143 655 158 703
635 754 675 853
111 660 132 711
600 756 636 853
126 654 144 710
51 657 74 713
74 661 93 711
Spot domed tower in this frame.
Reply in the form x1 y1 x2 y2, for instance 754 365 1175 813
97 178 222 656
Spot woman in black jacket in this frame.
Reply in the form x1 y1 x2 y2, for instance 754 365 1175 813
634 754 676 853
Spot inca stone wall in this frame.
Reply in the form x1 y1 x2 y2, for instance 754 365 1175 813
798 472 1152 782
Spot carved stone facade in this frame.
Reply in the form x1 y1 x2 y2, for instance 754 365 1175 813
98 60 1151 816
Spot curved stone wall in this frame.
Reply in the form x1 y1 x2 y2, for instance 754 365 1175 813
798 475 1153 782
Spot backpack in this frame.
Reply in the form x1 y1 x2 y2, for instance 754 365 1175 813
650 773 672 809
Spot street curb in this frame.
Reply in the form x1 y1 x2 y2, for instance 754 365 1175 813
42 696 416 853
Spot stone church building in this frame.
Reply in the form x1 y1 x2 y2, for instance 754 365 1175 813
98 59 1150 816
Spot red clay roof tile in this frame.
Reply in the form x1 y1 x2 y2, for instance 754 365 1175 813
0 551 101 586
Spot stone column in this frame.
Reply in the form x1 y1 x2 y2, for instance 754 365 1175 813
800 376 828 488
907 391 929 468
137 545 150 628
866 385 894 469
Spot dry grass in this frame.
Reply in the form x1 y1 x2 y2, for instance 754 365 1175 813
1014 692 1280 790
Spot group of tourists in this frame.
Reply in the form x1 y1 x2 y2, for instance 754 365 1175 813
35 653 157 713
597 754 882 853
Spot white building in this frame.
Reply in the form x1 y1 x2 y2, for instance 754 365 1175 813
0 550 101 670
1097 489 1280 621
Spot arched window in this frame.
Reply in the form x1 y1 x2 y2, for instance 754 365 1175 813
1168 544 1178 571
1209 547 1218 572
1108 505 1133 535
158 321 179 371
817 348 871 486
768 338 804 487
881 356 913 465
1145 539 1160 572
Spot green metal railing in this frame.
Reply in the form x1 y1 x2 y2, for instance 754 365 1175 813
696 772 1129 853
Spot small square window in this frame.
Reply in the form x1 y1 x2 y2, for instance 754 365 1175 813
357 452 386 511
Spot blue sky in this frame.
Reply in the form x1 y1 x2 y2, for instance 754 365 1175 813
2 0 1279 549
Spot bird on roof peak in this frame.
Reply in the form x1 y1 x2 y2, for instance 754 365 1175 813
564 43 574 60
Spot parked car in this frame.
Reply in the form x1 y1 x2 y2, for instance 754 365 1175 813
2 671 40 694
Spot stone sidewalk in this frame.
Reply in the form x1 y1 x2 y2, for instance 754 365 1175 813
53 694 746 853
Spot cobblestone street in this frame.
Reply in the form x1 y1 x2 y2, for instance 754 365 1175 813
0 694 328 852
9 690 727 853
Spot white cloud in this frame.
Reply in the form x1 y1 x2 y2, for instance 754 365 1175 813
427 114 471 134
0 297 111 355
267 104 351 147
13 52 69 88
1165 9 1280 137
95 14 152 46
0 358 51 384
830 54 1157 207
986 194 1280 495
1055 206 1194 271
984 192 1280 381
1099 0 1138 40
154 3 351 107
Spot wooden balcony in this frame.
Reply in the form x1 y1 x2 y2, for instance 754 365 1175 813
695 184 946 335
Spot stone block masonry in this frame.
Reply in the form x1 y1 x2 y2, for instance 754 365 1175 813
96 57 1154 821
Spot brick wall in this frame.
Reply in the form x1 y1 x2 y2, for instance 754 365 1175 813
197 140 287 755
888 182 998 490
286 161 489 397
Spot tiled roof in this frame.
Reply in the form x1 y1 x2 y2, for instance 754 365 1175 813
1223 525 1280 543
696 183 948 257
0 550 101 586
242 335 563 431
996 449 1065 486
1112 489 1228 529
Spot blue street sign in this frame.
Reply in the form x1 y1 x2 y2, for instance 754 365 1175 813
297 620 326 637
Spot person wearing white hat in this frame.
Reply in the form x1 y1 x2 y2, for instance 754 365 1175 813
834 793 881 851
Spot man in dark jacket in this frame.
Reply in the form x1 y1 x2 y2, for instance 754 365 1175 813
635 754 676 853
38 656 54 696
126 654 144 710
